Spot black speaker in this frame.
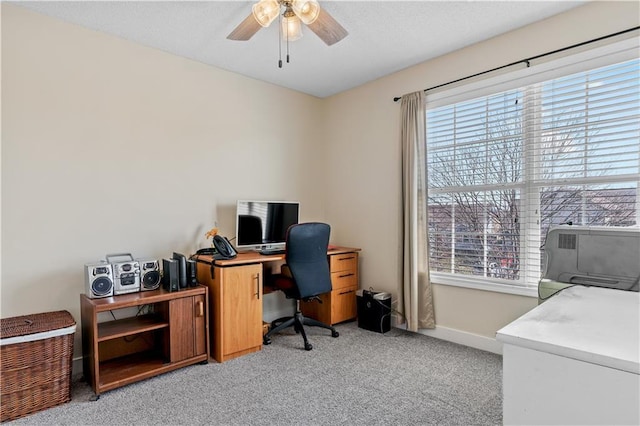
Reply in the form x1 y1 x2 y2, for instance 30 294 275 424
162 258 180 292
186 259 198 287
173 252 188 289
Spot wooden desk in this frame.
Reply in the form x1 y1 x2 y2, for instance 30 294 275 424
194 246 360 363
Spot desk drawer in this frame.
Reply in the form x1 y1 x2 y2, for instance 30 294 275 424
330 253 358 273
331 270 357 291
330 287 357 324
301 286 357 325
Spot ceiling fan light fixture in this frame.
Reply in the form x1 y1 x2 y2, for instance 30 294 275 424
292 0 320 25
252 0 280 27
281 14 303 41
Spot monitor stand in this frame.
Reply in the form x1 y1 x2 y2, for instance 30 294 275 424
258 245 286 255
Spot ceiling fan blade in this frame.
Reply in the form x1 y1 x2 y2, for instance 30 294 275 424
227 13 262 41
306 8 348 46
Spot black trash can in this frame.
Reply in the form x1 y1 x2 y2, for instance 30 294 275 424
356 290 392 333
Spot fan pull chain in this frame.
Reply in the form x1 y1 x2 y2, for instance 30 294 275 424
278 13 283 68
286 20 290 64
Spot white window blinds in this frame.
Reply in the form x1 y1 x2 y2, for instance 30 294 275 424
426 53 639 289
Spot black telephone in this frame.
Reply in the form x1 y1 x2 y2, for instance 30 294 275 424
213 235 237 259
196 235 237 260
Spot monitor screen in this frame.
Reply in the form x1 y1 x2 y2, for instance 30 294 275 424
235 200 300 249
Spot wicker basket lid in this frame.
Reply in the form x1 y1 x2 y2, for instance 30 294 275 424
0 310 75 340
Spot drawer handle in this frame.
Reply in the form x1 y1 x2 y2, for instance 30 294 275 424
338 290 355 295
196 300 204 317
337 256 355 261
255 273 261 299
338 273 354 278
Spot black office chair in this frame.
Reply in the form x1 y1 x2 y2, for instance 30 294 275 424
263 222 339 351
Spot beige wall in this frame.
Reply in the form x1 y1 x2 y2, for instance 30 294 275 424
1 4 325 327
322 1 639 339
2 1 638 352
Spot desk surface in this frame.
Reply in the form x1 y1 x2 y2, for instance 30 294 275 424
193 246 360 267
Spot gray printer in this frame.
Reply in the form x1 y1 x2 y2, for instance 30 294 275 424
539 225 640 302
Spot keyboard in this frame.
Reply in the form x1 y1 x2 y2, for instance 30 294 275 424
259 248 286 255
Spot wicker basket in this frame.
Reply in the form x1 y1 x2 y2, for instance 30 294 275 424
0 310 76 422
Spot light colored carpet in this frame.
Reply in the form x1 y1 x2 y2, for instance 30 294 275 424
10 322 502 425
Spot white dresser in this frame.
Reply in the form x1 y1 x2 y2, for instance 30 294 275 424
497 286 640 425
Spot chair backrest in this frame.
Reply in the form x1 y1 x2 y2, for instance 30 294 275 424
285 222 332 299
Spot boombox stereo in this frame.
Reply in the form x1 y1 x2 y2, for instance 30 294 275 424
84 262 114 298
107 253 140 295
137 259 161 291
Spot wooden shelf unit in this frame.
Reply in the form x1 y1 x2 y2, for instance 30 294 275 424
80 286 209 396
96 314 169 341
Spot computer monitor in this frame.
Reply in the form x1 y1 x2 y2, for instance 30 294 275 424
235 200 300 250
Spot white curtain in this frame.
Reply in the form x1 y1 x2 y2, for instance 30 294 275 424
400 91 435 331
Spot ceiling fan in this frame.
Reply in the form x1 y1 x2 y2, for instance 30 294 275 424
227 0 348 47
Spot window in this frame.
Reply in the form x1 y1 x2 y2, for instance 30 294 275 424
426 56 639 292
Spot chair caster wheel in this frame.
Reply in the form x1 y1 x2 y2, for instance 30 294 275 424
263 337 272 345
332 330 339 338
304 343 313 351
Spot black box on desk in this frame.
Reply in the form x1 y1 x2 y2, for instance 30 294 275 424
356 290 391 334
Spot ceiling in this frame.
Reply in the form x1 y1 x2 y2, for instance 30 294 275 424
14 1 586 98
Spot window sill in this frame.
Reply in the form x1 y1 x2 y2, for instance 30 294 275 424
430 272 539 298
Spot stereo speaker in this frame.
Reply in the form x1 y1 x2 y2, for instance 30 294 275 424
138 259 161 292
172 252 188 289
186 259 198 287
162 258 180 292
84 262 114 298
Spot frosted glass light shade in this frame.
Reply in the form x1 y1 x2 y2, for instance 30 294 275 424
292 0 320 24
252 0 280 27
281 15 303 41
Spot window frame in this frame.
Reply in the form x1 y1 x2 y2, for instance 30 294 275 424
425 38 640 297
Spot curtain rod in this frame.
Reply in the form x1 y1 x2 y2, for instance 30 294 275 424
393 26 640 102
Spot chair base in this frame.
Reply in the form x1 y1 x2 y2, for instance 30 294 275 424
264 310 339 351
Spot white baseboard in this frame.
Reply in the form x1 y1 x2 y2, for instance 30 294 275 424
399 324 503 355
73 356 83 376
